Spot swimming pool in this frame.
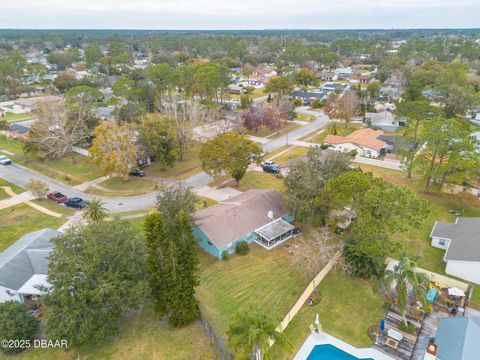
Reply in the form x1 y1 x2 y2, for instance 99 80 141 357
307 344 374 360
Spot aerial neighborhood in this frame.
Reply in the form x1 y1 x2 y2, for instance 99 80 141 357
1 23 480 360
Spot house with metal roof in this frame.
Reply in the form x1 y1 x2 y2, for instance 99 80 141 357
430 218 480 284
0 228 61 304
423 317 480 360
191 189 294 259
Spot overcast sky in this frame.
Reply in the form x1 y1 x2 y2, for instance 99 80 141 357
1 0 479 30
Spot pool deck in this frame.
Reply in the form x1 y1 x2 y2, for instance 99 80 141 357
294 331 395 360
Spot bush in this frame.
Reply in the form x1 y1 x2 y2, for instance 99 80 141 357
0 302 40 354
350 150 358 157
222 250 230 261
240 94 252 109
310 99 324 109
292 99 302 107
399 321 416 334
320 144 330 150
235 241 249 255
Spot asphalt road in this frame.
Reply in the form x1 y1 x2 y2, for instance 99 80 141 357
263 108 330 152
0 163 212 213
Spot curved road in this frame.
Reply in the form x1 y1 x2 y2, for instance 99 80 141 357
0 108 329 213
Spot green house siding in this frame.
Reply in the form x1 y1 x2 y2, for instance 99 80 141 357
193 215 295 259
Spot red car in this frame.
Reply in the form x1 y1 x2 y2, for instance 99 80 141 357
47 191 68 203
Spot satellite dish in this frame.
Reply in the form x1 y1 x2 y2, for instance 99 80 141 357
267 210 274 219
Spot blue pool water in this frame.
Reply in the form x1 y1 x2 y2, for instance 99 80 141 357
307 344 373 360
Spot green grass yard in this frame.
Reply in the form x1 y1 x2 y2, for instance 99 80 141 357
88 176 162 197
273 271 386 358
273 146 309 164
196 244 309 342
145 142 203 180
0 204 67 252
16 305 218 360
221 171 285 193
2 112 34 123
0 178 24 200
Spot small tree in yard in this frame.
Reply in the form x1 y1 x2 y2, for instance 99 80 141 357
228 308 289 360
82 198 107 223
156 184 197 229
25 179 49 200
380 256 429 327
0 302 40 355
235 241 249 255
200 132 263 185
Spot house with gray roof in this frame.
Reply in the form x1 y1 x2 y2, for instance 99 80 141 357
192 189 294 259
0 228 61 303
365 111 402 132
430 218 480 284
423 316 480 360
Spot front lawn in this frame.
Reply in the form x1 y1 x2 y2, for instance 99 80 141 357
0 178 24 200
16 305 218 360
88 176 162 196
196 244 309 343
295 113 316 122
0 204 67 252
2 112 34 123
312 123 363 143
145 142 203 180
221 171 285 193
273 271 386 358
273 146 309 164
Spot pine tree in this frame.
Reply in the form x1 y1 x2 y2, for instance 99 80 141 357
169 210 199 326
144 212 169 316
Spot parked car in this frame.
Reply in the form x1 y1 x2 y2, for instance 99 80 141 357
262 164 281 174
64 197 87 209
261 160 275 167
0 155 12 165
129 169 146 177
47 191 68 203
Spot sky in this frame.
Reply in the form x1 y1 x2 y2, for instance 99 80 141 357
1 0 480 30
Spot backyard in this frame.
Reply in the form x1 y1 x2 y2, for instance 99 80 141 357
0 204 67 251
15 306 218 360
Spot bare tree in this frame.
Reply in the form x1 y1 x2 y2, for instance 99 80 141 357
28 100 89 163
324 90 360 129
25 179 49 200
292 227 345 279
156 94 205 160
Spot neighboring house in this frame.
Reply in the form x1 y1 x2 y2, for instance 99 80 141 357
5 123 29 140
334 67 353 79
430 218 480 284
365 111 403 132
423 317 480 360
472 131 480 152
318 71 338 81
228 84 246 95
349 73 372 84
13 96 62 112
322 82 350 94
377 135 413 154
94 106 116 121
192 189 295 259
324 128 387 158
380 86 400 99
291 90 328 103
0 229 61 304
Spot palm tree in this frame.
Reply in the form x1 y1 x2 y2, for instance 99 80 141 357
81 198 107 223
227 309 288 360
381 255 430 326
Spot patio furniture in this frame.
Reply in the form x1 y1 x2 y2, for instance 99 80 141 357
426 288 438 303
385 337 399 350
388 329 403 342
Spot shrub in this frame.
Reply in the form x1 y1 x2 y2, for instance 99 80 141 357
320 144 330 150
222 250 230 261
0 302 40 354
292 99 302 107
399 321 416 334
350 150 358 157
310 99 324 109
235 241 249 255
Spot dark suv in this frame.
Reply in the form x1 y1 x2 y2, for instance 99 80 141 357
65 197 88 209
129 169 146 177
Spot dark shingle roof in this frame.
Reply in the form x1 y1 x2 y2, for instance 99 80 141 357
444 218 480 261
0 229 60 290
192 190 287 248
431 221 457 239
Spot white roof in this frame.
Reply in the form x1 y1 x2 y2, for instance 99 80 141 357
17 274 50 295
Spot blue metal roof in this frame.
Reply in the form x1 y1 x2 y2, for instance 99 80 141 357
435 317 480 360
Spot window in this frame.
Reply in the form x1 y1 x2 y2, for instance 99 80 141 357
438 239 446 246
207 241 213 246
